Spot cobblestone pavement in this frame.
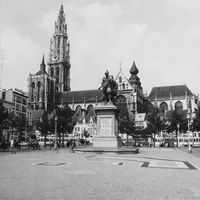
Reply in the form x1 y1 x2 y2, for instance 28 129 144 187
1 148 200 200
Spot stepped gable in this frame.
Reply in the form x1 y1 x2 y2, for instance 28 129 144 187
148 85 193 101
61 89 103 104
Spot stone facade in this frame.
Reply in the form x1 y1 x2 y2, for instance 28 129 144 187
28 56 55 111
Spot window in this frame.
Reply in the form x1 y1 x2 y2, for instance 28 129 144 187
31 82 35 102
119 76 122 83
16 96 21 103
37 81 41 101
160 102 168 113
22 98 27 105
56 67 59 76
175 101 183 111
50 68 54 77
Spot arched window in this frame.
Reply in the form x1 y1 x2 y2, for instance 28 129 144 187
160 102 168 113
31 82 35 102
175 101 183 111
122 83 125 90
56 67 59 76
37 81 41 101
119 76 122 83
147 103 154 113
50 68 54 77
126 83 129 89
76 105 82 112
56 67 59 84
87 105 94 112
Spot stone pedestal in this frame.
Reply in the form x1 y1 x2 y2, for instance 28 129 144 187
93 103 122 148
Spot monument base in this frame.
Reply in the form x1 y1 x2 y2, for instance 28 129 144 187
93 135 122 148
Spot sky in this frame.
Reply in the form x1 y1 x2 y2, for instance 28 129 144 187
0 0 200 96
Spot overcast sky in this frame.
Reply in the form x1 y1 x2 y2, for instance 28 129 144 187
0 0 200 95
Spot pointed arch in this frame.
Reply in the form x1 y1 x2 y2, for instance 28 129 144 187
175 101 183 111
160 102 168 113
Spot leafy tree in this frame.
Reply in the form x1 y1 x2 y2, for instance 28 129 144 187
169 110 187 132
4 113 17 142
15 114 27 141
118 116 135 146
0 100 8 141
192 104 200 131
36 111 50 147
56 106 74 134
147 107 165 147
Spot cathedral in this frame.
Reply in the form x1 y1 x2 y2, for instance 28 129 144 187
28 4 147 126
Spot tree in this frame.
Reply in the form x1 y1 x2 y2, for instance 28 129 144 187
193 104 200 131
36 111 50 148
0 100 8 141
147 107 165 147
15 114 27 141
169 110 187 132
118 116 135 146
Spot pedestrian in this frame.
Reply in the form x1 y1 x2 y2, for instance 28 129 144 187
10 139 15 154
69 139 75 153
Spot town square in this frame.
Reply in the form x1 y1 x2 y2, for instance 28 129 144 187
1 0 200 199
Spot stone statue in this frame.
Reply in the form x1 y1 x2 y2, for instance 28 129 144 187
99 70 118 104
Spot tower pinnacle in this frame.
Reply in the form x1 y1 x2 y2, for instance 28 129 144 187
40 55 46 72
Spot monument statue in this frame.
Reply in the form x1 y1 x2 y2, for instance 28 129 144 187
99 70 118 104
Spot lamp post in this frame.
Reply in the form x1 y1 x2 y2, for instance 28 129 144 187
54 115 58 150
177 123 180 148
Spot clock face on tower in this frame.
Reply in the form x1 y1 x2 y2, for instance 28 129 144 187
52 49 59 61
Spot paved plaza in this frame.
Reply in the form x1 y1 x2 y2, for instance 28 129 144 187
1 148 200 200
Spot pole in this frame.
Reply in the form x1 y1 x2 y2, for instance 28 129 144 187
54 116 58 150
177 124 179 148
188 117 192 153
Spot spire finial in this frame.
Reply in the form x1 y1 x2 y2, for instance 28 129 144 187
119 61 122 72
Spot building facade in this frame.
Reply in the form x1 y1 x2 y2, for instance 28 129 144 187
148 85 198 119
28 56 55 111
0 88 33 141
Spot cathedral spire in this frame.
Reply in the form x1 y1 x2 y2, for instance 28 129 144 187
40 55 46 72
48 4 71 92
59 4 64 18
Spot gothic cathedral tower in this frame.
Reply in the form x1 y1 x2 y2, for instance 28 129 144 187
48 4 71 93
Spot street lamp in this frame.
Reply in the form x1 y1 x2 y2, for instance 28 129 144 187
177 123 180 148
54 115 58 150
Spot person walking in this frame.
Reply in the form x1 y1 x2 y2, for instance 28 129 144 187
69 139 75 153
10 139 15 154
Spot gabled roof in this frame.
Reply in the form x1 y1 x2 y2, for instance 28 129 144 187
149 85 193 101
61 89 103 104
